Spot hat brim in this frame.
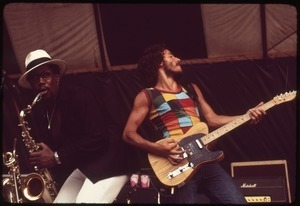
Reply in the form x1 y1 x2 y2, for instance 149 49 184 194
18 59 67 89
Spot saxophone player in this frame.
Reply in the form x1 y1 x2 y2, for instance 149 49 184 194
17 49 134 203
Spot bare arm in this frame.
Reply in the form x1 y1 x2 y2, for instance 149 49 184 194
122 91 183 165
191 83 266 128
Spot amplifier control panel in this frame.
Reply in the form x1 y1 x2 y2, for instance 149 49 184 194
245 196 271 203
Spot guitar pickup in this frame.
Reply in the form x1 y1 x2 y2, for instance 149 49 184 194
195 139 203 149
176 147 188 158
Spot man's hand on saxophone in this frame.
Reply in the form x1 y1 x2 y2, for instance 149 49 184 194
29 142 57 169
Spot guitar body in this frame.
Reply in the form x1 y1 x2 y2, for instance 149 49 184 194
148 122 224 187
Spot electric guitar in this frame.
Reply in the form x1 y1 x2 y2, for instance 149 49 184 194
148 91 296 188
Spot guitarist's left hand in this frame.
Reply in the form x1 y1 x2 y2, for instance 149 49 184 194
248 102 266 124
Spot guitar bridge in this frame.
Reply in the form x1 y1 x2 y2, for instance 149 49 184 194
168 163 191 179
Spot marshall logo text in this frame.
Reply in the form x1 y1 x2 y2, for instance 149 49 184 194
240 183 257 188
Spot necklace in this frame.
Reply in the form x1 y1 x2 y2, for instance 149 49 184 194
46 104 57 130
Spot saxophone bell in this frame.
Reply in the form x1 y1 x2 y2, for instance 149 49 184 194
21 173 45 201
2 149 51 203
2 139 46 203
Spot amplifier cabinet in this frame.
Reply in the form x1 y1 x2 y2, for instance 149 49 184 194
231 160 291 203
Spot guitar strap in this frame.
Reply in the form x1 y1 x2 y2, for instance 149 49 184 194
184 83 198 102
183 83 207 123
184 83 218 150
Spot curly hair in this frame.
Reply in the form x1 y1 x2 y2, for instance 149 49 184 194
137 43 168 87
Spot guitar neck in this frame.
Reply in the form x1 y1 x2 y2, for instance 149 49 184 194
200 99 276 145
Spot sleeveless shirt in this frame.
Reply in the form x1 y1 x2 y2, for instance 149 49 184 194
143 86 200 139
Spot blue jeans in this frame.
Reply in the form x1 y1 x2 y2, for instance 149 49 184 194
163 163 247 204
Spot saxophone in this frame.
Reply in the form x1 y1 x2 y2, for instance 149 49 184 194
3 138 24 203
18 90 58 203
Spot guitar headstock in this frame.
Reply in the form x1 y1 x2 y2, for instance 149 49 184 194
273 91 297 105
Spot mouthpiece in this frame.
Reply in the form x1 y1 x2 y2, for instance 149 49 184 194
31 90 48 107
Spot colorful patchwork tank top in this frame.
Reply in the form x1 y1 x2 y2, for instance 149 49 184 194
143 86 201 139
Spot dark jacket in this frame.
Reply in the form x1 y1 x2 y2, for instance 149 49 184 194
30 81 137 186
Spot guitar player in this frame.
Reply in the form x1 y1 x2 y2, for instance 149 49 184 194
122 43 266 204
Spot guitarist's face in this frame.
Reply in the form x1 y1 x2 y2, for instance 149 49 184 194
161 50 182 75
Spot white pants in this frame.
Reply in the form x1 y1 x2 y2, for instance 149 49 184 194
53 169 128 203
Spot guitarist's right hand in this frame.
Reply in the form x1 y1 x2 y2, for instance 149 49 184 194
156 138 185 165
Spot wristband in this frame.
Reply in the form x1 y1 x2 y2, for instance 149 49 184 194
54 151 61 165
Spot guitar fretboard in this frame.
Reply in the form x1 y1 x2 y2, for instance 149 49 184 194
200 99 276 145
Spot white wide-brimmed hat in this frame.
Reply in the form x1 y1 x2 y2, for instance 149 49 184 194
18 49 67 89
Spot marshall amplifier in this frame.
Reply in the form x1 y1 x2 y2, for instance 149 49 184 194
231 160 291 203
